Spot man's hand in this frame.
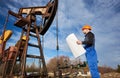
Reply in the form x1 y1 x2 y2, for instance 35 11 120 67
76 40 82 45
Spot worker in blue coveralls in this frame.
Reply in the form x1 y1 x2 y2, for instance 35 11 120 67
76 25 100 78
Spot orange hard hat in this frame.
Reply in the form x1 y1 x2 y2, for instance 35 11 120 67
82 25 92 30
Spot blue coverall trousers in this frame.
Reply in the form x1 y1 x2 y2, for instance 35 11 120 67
85 46 100 78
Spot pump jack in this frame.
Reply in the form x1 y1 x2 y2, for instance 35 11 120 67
0 0 58 78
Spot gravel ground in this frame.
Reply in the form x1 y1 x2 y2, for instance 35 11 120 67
101 72 120 78
67 72 120 78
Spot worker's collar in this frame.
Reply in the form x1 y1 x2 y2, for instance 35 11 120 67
85 32 91 36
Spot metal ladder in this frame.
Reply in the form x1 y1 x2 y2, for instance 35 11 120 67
15 15 47 78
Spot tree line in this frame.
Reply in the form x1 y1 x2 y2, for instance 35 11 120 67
25 55 120 74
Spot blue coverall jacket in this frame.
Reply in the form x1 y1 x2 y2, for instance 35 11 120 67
82 32 100 78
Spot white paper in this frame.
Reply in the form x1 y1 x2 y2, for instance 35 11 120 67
66 33 86 58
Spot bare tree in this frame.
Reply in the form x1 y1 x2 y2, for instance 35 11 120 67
46 56 70 73
98 66 116 74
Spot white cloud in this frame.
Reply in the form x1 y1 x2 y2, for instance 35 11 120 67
89 0 120 68
58 0 94 29
12 0 49 7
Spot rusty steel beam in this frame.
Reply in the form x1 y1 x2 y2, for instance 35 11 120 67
27 54 42 59
28 43 39 48
8 10 21 18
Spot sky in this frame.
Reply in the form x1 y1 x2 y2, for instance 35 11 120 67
0 0 120 68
